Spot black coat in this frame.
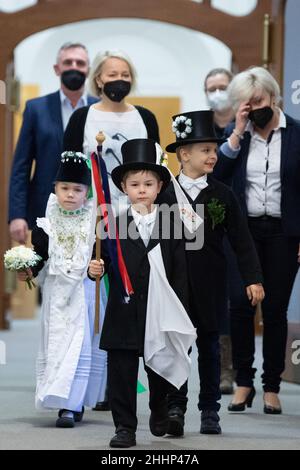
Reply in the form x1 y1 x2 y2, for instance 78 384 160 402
63 105 160 151
99 209 189 354
30 226 49 277
158 176 263 332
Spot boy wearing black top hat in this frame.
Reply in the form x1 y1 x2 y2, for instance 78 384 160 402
160 111 264 435
91 138 196 448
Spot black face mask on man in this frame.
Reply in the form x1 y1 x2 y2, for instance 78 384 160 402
61 70 86 91
103 80 131 102
248 106 274 129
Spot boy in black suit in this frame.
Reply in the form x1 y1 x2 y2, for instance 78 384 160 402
160 111 264 435
90 138 196 448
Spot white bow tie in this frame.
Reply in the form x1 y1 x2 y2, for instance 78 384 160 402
180 179 208 192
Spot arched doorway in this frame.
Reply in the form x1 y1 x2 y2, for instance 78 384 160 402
0 0 286 328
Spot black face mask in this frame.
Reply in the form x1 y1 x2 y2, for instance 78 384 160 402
248 106 274 129
61 70 86 91
103 80 131 102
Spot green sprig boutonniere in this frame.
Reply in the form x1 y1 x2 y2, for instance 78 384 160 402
207 198 226 230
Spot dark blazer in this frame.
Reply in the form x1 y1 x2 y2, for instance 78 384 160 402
214 114 300 238
100 208 189 354
8 91 97 228
63 104 160 151
159 176 263 332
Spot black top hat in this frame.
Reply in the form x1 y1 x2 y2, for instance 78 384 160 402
166 110 224 153
111 138 171 193
55 151 91 186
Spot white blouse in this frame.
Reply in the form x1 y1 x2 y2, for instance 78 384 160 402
83 106 147 214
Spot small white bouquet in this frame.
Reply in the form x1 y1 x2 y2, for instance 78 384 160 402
4 245 42 289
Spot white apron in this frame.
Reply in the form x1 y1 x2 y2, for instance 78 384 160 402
35 194 96 409
144 244 197 389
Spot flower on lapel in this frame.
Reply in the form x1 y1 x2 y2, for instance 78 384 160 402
160 152 168 167
207 198 226 229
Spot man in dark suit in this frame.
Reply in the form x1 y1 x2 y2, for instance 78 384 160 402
8 42 97 243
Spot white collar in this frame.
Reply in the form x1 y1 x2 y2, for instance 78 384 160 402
179 171 208 184
131 206 158 226
59 89 87 106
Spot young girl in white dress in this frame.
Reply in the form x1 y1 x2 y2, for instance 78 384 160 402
17 151 106 428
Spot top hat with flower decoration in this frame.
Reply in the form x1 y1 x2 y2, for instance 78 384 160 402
111 138 170 193
55 151 91 186
165 110 224 153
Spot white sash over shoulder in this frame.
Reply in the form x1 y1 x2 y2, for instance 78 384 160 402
144 244 197 389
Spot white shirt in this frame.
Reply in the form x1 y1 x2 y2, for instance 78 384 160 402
131 206 157 246
83 106 147 215
178 171 208 201
246 110 286 218
60 90 87 130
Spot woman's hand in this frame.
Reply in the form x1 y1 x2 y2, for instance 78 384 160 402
229 101 251 149
246 283 265 306
17 268 33 282
235 101 251 134
88 259 105 278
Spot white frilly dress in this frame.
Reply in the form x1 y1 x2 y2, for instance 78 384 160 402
35 193 107 412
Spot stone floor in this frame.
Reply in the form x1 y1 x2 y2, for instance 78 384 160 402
0 315 299 450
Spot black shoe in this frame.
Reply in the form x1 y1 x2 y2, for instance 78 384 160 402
74 406 85 422
200 410 222 435
109 430 136 448
56 410 75 428
167 407 185 437
263 394 282 414
93 401 110 411
228 387 256 412
149 404 169 437
263 404 282 415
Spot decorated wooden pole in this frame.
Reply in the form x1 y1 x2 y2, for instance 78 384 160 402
94 131 105 334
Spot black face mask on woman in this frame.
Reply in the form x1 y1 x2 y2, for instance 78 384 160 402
103 80 131 102
248 106 274 129
61 70 86 91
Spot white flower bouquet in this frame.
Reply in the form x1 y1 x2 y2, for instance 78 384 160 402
4 246 42 289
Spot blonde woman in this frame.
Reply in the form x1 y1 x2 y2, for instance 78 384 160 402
216 66 300 414
64 50 159 213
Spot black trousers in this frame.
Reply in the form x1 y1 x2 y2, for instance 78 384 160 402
229 217 299 393
168 329 221 413
217 236 235 335
108 349 173 432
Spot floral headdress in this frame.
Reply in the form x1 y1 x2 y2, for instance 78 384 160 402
61 151 88 163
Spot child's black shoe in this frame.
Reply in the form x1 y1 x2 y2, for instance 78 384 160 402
200 410 222 435
167 407 185 437
149 404 169 436
56 410 75 428
109 430 136 448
